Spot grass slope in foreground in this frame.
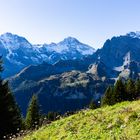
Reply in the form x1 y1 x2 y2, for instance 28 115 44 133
24 100 140 140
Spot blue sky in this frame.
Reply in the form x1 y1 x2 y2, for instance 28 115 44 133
0 0 140 48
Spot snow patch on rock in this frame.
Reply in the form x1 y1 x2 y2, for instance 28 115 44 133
113 52 130 72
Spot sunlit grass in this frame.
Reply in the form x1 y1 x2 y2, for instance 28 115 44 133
23 100 140 140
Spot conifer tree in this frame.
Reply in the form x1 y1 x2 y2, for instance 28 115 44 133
101 86 114 106
126 79 136 101
0 57 22 138
47 112 59 121
113 79 126 103
135 79 140 99
26 95 40 129
89 99 97 109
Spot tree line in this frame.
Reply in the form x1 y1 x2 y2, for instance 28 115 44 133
89 78 140 109
101 78 140 106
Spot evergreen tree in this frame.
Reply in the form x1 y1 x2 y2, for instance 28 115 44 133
102 78 140 107
101 86 114 106
47 112 59 121
0 57 22 138
26 95 40 129
89 99 97 109
135 79 140 99
113 79 126 103
126 79 136 101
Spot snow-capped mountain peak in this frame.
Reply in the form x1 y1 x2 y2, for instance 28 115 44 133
61 37 80 45
0 33 95 77
57 36 95 54
1 32 14 38
126 31 140 39
0 32 32 50
0 32 29 43
38 36 95 54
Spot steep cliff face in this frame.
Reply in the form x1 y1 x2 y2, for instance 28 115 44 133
94 32 140 69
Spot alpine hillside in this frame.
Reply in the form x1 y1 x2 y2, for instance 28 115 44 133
24 100 140 140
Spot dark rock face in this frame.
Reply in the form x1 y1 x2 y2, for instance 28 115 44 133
10 70 114 115
93 35 140 69
86 32 140 79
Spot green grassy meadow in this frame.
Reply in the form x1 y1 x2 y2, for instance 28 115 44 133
24 100 140 140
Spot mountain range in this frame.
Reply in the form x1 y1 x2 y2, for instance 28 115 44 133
0 33 95 78
1 31 140 115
